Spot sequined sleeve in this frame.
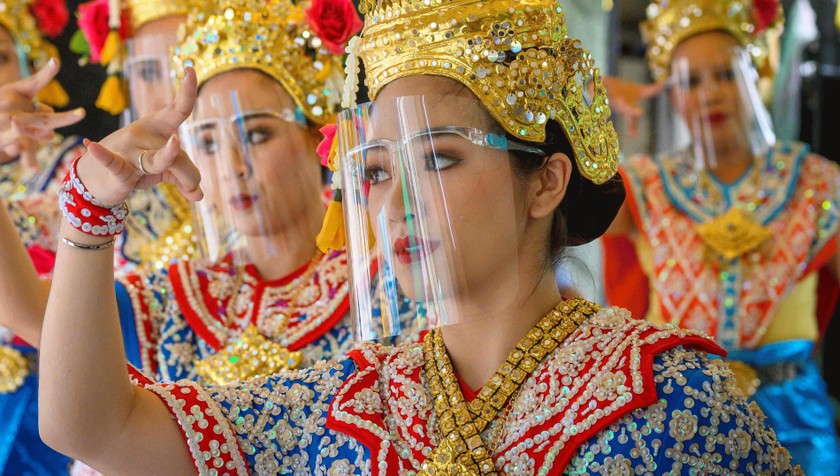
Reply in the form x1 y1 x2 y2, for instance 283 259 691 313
154 300 211 383
568 348 801 475
5 192 61 252
115 267 173 375
132 358 369 475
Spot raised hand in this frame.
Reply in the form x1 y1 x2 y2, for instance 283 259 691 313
0 59 86 168
75 68 203 207
601 76 665 137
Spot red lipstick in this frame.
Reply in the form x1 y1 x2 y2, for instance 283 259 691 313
393 235 439 264
229 193 258 211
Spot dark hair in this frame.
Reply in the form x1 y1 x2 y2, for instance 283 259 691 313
507 120 575 268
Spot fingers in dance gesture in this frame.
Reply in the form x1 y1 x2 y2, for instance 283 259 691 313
0 59 86 168
76 67 203 207
601 76 665 137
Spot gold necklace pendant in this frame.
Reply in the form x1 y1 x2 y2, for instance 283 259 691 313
0 344 30 394
194 325 304 385
417 439 474 475
696 208 772 261
422 299 599 475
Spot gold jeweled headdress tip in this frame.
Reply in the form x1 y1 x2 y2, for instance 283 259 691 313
641 0 783 81
125 0 193 31
354 0 619 185
172 0 346 125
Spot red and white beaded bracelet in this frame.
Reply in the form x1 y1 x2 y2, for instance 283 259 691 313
58 157 128 236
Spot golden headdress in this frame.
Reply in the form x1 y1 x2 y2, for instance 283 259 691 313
352 0 619 185
641 0 783 80
316 0 625 252
126 0 193 32
172 0 347 124
0 0 69 106
0 1 44 65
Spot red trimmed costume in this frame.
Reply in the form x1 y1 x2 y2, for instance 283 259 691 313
131 303 800 475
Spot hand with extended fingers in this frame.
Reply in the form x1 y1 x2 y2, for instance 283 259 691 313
0 59 86 168
601 76 665 137
76 68 203 208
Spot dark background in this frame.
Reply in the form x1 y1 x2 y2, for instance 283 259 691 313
53 0 120 141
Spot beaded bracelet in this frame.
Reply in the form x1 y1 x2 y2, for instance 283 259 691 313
58 157 128 236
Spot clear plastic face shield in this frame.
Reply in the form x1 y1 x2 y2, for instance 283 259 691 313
654 45 775 172
180 89 322 267
339 95 547 341
123 34 178 124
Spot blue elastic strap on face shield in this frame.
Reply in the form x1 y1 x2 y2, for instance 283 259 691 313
16 44 31 78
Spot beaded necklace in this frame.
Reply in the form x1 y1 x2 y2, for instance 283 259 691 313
420 298 599 475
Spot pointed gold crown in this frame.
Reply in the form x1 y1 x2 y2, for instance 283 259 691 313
355 0 619 185
641 0 783 80
173 0 345 124
126 0 193 32
0 0 50 67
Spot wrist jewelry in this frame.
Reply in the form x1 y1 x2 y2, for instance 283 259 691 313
61 236 116 251
58 157 128 236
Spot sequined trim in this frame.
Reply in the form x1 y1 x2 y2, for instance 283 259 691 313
128 366 249 475
117 272 163 375
623 143 840 348
168 250 351 352
326 306 723 474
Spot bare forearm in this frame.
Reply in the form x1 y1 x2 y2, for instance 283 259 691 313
38 220 135 459
0 197 49 345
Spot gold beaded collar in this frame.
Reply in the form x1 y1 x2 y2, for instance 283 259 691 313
173 0 345 125
641 0 783 81
353 0 619 185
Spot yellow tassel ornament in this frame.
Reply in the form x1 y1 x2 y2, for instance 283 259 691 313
36 80 70 108
99 30 122 66
316 192 346 253
96 75 128 115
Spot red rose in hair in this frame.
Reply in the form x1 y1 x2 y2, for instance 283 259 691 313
305 0 363 55
317 124 338 167
77 0 131 63
753 0 780 33
29 0 70 38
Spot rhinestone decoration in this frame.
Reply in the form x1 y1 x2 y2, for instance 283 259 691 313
641 0 782 80
172 0 344 124
356 0 620 185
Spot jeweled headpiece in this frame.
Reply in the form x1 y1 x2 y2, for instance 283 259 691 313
641 0 783 80
353 0 619 185
126 0 192 31
173 0 349 124
0 0 66 69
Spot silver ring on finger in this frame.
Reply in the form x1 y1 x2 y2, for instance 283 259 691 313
137 150 152 175
31 101 40 111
